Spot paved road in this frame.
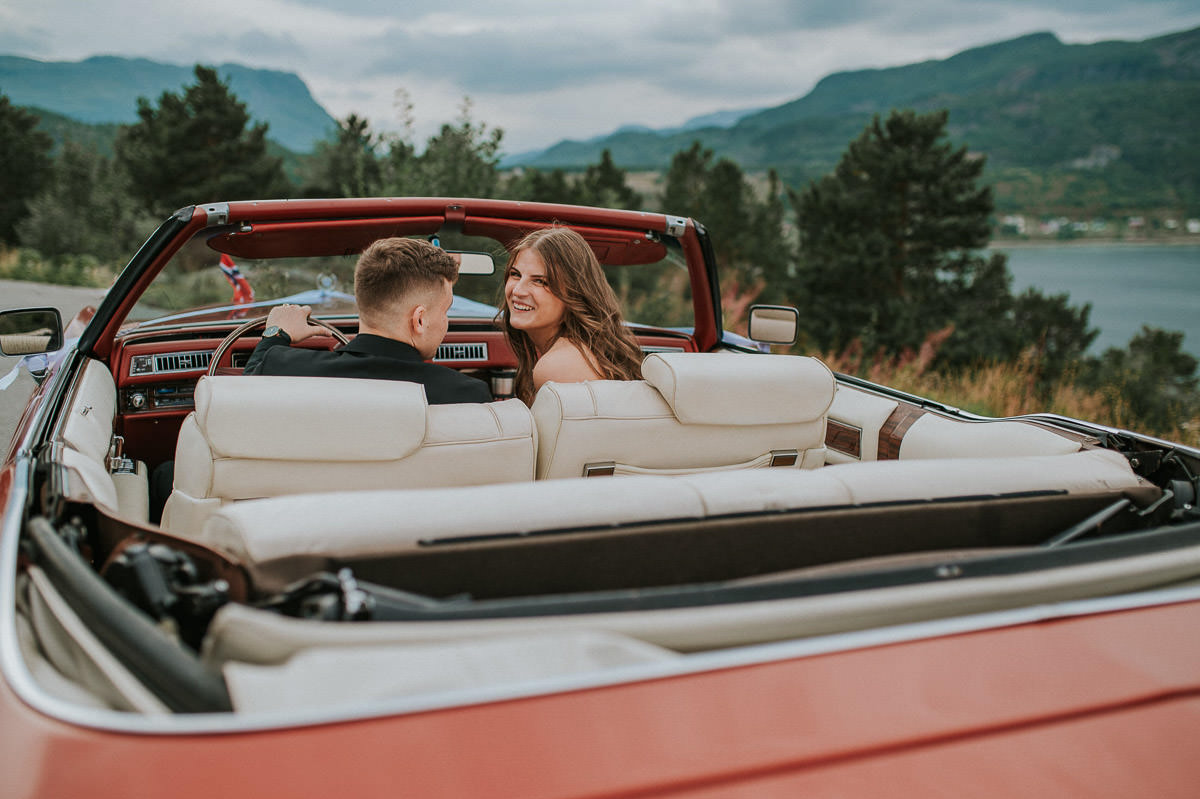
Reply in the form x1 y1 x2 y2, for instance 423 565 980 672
1 279 109 448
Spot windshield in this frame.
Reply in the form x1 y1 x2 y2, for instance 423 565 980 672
129 230 694 331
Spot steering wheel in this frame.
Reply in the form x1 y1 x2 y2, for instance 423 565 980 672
207 314 350 376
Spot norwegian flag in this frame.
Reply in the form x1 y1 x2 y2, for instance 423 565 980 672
218 253 255 306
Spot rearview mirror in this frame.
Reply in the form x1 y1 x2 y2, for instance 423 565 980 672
0 307 64 356
747 305 799 346
450 251 496 276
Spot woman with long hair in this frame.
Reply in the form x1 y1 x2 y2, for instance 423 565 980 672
498 226 643 404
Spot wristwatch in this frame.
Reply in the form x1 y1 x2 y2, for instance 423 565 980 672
262 325 286 339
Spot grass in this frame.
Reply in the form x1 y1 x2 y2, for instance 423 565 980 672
819 337 1200 448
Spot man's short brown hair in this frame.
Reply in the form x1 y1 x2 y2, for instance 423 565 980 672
354 238 458 319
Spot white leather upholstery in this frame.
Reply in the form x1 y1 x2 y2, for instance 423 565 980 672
898 413 1083 460
532 352 836 479
641 352 835 425
824 385 1086 464
60 358 117 464
199 449 1149 593
162 375 535 535
57 359 149 522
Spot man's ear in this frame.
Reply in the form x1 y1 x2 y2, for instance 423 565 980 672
408 302 427 336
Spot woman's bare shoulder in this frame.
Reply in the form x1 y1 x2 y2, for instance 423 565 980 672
533 339 602 388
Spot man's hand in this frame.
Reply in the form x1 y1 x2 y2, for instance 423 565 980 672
265 304 330 343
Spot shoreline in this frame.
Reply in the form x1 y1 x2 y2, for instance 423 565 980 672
990 237 1200 249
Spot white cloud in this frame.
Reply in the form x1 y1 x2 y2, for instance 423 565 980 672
2 0 1198 152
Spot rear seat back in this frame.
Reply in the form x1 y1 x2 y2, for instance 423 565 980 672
162 375 535 535
199 448 1152 594
532 352 835 479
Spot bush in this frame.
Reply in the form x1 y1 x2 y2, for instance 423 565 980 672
0 246 115 288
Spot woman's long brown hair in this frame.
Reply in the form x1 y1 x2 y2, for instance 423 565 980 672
498 226 643 404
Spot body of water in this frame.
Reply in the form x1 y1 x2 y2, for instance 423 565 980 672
995 243 1200 357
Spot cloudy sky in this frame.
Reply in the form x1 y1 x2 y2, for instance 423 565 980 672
2 0 1199 155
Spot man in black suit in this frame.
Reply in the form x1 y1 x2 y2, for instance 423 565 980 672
242 237 492 404
150 238 490 522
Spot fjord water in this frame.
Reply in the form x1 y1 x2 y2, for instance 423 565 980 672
996 243 1200 357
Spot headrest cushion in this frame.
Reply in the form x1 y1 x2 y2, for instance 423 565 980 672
193 375 428 461
641 352 834 425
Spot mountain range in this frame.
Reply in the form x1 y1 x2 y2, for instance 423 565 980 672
0 55 336 152
512 26 1200 212
3 27 1198 212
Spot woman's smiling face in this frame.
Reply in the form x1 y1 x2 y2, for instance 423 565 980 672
505 248 567 347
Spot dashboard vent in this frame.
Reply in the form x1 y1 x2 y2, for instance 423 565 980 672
156 351 212 373
130 350 213 375
434 342 488 362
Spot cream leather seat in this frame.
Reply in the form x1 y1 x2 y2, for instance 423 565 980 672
58 358 150 523
161 375 535 535
202 448 1148 583
532 352 836 480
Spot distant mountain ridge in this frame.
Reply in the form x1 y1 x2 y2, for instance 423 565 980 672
510 26 1200 211
0 55 336 152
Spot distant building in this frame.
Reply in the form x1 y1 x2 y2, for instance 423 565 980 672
1000 214 1027 235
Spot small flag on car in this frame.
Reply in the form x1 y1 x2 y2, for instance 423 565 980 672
218 253 255 306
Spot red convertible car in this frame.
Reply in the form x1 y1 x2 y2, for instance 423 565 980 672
3 197 1200 797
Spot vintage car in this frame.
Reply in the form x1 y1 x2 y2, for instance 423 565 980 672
2 197 1200 797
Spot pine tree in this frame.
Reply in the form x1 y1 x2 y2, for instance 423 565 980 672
302 114 383 198
661 142 793 329
791 109 995 355
792 109 1099 375
502 167 585 205
578 150 641 210
0 94 53 243
114 65 290 217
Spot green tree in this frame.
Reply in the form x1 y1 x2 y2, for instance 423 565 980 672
302 114 383 197
1083 327 1200 432
577 150 641 210
791 109 996 356
739 170 793 306
504 150 642 210
114 65 290 217
0 94 53 244
385 99 502 197
660 142 711 219
17 139 153 261
1007 289 1097 384
503 167 586 205
661 142 792 329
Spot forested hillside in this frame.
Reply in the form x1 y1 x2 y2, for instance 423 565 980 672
518 27 1200 214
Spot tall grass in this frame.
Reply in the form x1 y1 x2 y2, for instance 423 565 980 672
819 332 1200 448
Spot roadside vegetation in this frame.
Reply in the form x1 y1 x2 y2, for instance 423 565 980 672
1 67 1197 446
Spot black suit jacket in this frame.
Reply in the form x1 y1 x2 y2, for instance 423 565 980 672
242 333 492 404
